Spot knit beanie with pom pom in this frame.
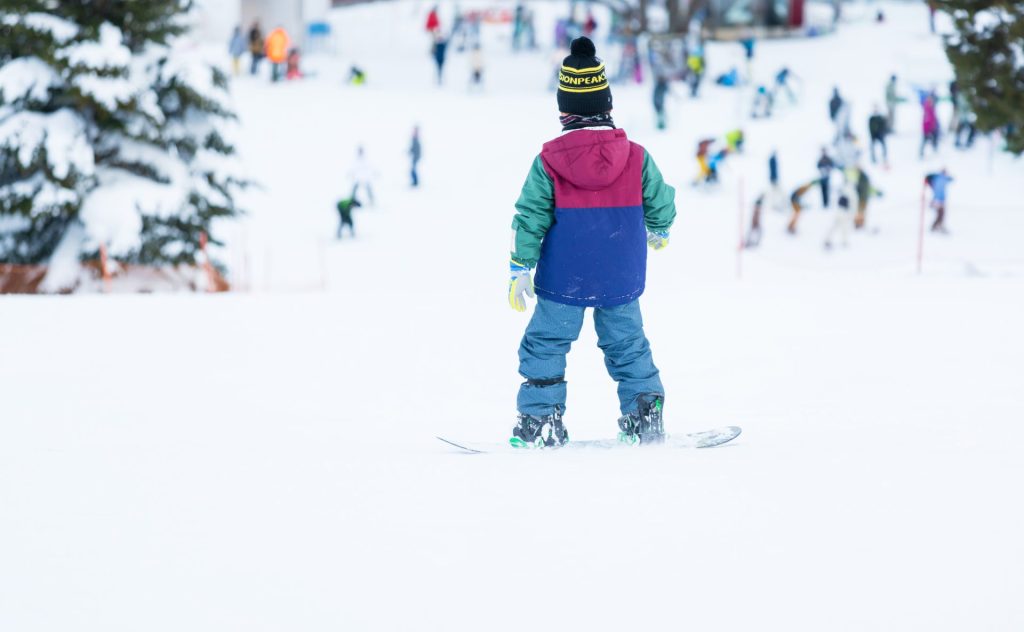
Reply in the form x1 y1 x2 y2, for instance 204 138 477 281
557 36 612 115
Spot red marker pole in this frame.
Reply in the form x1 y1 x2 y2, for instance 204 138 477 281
99 243 111 293
200 231 216 292
917 182 927 275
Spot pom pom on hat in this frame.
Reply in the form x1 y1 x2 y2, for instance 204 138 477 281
570 36 596 57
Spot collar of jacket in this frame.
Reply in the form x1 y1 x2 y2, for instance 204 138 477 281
561 125 614 135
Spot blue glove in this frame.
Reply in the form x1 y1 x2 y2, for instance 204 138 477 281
508 259 534 312
647 230 670 250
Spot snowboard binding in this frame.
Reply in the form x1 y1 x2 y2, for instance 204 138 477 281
510 406 568 449
617 394 665 445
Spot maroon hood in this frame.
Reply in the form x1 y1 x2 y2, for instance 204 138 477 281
540 128 631 191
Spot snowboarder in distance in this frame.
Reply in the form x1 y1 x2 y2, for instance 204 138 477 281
508 36 676 449
686 46 705 97
247 20 264 75
693 138 716 185
336 189 362 239
725 128 744 154
853 166 882 229
740 36 755 80
920 92 940 158
884 75 903 132
924 168 953 233
828 87 843 123
953 92 976 148
751 85 773 118
774 66 797 104
745 193 764 248
228 26 245 77
348 66 366 85
787 180 818 234
409 126 422 187
824 173 855 250
817 147 834 208
652 75 669 130
768 150 784 211
469 44 484 89
868 105 890 167
432 35 449 85
348 146 376 207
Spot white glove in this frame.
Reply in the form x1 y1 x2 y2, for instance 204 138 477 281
508 260 535 312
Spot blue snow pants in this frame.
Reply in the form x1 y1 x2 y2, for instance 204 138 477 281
517 297 664 417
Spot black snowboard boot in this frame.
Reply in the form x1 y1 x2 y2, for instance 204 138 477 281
510 406 569 449
617 394 665 445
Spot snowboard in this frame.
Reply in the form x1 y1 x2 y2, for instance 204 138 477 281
437 426 742 454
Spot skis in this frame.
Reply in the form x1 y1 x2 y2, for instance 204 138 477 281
437 426 742 454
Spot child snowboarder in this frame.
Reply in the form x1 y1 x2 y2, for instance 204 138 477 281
508 36 676 448
336 189 361 238
925 168 953 233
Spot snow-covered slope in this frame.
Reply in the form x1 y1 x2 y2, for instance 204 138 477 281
2 2 1023 630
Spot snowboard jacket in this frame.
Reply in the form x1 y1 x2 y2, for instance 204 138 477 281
510 128 676 307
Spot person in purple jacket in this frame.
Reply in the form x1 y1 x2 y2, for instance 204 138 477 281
506 36 677 449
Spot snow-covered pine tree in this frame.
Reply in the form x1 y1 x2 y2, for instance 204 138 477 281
0 0 243 285
935 0 1024 155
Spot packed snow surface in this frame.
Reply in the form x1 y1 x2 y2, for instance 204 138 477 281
2 2 1023 630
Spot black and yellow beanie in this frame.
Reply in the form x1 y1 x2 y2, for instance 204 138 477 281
557 36 612 115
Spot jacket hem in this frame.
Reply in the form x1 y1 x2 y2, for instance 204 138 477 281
534 286 644 308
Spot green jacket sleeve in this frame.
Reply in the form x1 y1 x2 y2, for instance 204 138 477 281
642 150 676 233
510 155 555 268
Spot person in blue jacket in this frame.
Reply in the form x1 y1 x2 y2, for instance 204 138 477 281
925 168 953 233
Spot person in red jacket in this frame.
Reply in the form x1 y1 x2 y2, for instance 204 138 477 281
425 6 440 34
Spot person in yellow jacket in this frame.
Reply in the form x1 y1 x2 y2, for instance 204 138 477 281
265 26 290 82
